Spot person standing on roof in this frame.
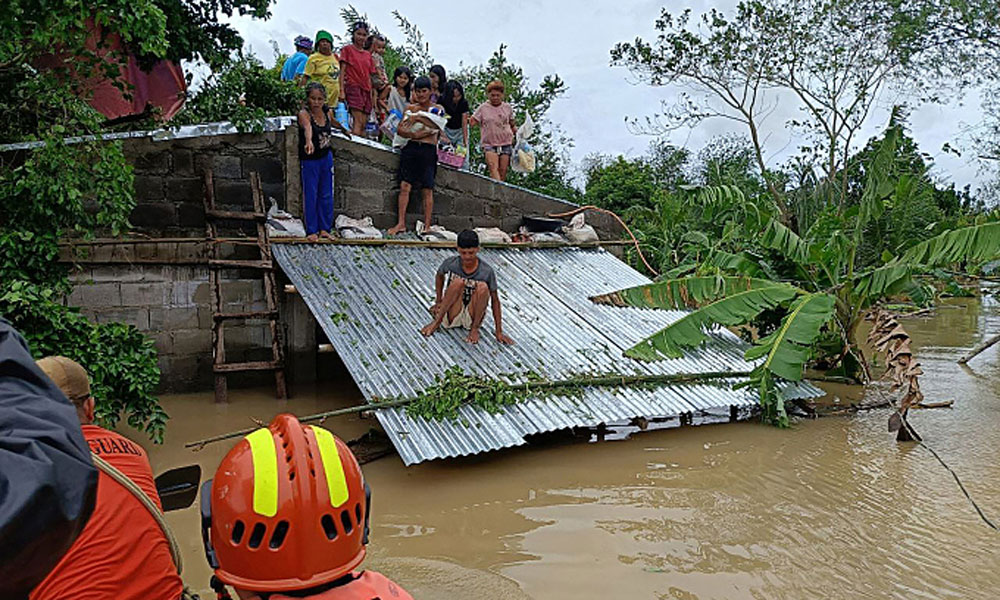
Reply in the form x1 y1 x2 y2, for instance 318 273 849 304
420 230 515 345
339 21 377 136
387 76 445 236
200 413 415 600
30 356 183 600
302 30 341 104
470 80 518 181
281 35 313 83
299 82 351 242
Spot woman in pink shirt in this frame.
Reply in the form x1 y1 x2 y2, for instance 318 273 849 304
340 21 377 136
470 80 517 181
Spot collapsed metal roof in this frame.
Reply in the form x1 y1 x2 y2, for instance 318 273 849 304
273 244 823 465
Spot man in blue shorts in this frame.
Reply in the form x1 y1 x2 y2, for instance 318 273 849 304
420 230 515 345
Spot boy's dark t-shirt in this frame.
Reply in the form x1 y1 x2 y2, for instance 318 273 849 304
443 97 470 129
437 255 497 291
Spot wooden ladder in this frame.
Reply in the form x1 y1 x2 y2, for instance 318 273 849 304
202 169 287 403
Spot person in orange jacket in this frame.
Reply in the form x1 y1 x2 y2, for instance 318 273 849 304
200 413 414 600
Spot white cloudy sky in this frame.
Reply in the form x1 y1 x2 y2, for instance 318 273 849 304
225 0 990 190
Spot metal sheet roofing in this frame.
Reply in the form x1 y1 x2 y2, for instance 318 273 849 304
273 244 823 465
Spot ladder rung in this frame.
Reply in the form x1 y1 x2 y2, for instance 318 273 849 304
213 361 283 373
209 259 273 269
213 310 278 321
206 209 267 221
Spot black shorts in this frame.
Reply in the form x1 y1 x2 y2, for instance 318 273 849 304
399 142 438 189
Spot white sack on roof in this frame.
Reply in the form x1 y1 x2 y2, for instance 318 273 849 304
335 214 383 240
474 227 512 244
266 198 306 238
563 213 598 244
417 220 458 242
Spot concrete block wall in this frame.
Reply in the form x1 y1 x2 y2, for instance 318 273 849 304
51 126 618 393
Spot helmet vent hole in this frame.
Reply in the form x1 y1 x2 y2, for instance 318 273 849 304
289 470 296 481
321 514 338 540
310 468 316 477
355 503 362 526
269 520 290 549
340 510 354 534
248 523 267 549
231 520 245 544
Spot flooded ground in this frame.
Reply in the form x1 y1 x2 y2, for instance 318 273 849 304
146 293 1000 599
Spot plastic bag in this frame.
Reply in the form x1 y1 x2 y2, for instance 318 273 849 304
335 214 383 240
265 197 306 238
562 213 599 244
510 113 536 174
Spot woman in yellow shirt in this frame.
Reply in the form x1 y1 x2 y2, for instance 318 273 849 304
301 30 340 104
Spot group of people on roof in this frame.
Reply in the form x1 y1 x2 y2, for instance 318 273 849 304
282 22 520 241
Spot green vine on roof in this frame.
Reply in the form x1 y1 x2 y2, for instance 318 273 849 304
388 366 749 422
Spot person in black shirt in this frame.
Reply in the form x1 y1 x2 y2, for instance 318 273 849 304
441 80 470 164
420 230 515 345
298 82 350 242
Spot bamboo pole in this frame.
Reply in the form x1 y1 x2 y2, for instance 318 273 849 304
184 370 750 450
957 332 1000 365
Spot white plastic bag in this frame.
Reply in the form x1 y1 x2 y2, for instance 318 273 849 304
335 214 383 240
563 213 598 244
510 113 536 174
265 197 306 238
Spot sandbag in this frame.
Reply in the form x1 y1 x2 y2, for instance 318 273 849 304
474 227 512 244
563 213 598 244
416 220 458 242
265 198 306 238
335 214 383 240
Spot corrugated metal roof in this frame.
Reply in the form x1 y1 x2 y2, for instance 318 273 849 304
273 244 824 465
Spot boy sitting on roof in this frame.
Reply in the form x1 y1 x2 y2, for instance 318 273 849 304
420 230 515 345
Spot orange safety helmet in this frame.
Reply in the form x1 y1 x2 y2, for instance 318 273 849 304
200 414 371 593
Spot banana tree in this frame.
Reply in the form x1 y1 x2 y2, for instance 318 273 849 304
593 125 1000 426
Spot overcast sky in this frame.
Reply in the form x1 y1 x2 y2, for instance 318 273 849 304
226 1 989 191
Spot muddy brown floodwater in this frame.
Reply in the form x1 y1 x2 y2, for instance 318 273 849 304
143 294 1000 599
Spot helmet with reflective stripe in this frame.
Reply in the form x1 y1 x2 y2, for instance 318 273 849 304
201 414 369 593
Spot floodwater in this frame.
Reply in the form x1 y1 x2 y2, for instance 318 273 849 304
145 293 1000 599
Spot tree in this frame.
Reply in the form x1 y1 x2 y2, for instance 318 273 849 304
0 0 274 441
593 123 1000 427
611 0 919 224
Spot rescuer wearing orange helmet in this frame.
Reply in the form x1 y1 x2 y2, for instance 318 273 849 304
200 414 413 600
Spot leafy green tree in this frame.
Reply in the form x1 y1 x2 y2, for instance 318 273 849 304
1 0 274 441
611 0 928 224
583 155 660 214
174 50 303 132
594 123 1000 427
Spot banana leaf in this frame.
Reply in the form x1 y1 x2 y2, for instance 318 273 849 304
744 293 837 381
899 222 1000 268
624 283 802 360
760 219 810 266
590 276 781 310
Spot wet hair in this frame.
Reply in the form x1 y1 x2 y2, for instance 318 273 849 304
486 80 505 94
364 33 386 51
413 75 432 91
457 229 480 249
428 64 447 91
393 66 413 98
445 80 465 101
350 21 369 35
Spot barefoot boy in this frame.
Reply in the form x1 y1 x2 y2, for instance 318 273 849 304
420 230 515 345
